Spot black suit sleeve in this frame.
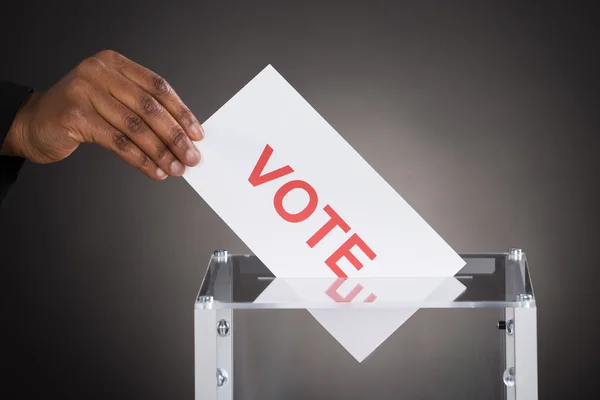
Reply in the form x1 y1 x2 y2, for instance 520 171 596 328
1 82 32 207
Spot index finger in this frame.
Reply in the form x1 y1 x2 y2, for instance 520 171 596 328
97 50 204 141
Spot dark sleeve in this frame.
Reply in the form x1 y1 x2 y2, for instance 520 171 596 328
0 82 32 207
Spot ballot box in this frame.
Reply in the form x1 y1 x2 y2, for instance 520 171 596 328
194 249 537 400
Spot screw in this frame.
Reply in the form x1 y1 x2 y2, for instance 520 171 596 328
517 294 533 302
508 248 523 260
506 319 514 335
213 249 228 262
197 296 214 309
198 295 213 303
217 319 231 337
503 367 516 387
217 368 229 387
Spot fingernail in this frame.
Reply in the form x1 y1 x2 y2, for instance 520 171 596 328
185 147 201 165
156 168 167 179
190 122 204 141
170 160 185 176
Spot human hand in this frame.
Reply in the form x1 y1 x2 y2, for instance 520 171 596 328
1 50 204 180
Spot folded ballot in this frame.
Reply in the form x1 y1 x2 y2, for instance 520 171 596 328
183 65 466 361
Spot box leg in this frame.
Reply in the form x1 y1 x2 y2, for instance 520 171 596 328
505 307 516 400
195 304 217 400
514 307 538 400
216 308 233 400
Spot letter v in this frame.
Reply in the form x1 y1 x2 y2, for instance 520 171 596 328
248 144 294 186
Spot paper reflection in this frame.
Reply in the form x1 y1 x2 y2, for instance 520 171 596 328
256 276 465 305
255 276 466 362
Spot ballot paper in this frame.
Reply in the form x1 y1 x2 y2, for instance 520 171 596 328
183 65 466 361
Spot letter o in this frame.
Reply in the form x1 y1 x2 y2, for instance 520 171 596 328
273 180 318 223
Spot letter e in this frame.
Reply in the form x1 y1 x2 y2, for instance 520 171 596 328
325 233 377 278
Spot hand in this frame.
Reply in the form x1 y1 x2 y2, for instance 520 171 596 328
1 50 204 180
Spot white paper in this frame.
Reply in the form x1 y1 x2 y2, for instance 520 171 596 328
183 65 466 360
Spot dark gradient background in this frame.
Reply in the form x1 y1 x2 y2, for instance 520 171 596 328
1 1 598 399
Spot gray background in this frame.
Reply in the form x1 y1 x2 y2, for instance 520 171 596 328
1 1 598 399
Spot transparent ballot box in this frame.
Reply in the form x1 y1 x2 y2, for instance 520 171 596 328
195 249 537 400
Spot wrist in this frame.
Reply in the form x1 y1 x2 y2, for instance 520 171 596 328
0 92 34 158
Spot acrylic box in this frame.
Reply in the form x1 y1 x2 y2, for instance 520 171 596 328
194 249 537 400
